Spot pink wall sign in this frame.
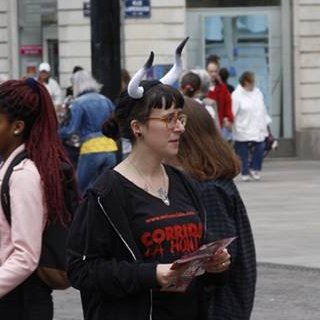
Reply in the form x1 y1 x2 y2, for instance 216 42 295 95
20 45 43 56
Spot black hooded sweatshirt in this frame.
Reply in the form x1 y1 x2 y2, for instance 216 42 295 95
67 166 226 320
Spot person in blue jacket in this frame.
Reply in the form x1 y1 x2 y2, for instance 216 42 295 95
60 70 117 193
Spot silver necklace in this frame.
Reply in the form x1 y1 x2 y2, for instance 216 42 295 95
130 162 170 206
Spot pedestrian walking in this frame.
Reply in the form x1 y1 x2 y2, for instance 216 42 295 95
232 71 272 181
37 62 63 108
59 70 117 193
67 39 231 320
59 66 84 169
206 55 233 141
173 97 257 320
219 67 235 94
180 71 219 128
65 65 84 98
180 71 202 98
0 78 75 319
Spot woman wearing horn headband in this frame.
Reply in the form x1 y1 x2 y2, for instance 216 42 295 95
67 38 231 320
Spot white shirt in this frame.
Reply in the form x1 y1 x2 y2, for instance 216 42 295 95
232 85 271 142
44 78 63 107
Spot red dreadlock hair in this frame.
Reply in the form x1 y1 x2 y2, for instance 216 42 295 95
0 78 73 225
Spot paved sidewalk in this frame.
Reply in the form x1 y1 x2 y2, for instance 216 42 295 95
53 159 320 319
251 263 320 320
235 159 320 268
236 159 320 320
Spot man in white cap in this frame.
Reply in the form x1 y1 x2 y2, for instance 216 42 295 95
38 62 62 108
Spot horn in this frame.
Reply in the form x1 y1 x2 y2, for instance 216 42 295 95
160 37 189 85
127 52 154 99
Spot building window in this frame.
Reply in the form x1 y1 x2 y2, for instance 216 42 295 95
187 0 280 8
204 15 269 105
186 5 289 138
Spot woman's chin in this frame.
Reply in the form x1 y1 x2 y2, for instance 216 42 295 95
166 146 179 157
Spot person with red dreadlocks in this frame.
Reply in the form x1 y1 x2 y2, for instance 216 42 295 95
0 78 75 319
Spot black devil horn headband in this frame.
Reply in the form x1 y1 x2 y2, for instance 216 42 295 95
127 37 189 99
160 37 189 85
127 51 154 99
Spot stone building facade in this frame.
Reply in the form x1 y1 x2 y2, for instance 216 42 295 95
0 0 319 159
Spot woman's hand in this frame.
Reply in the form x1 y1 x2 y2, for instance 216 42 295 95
156 249 231 290
156 264 185 289
223 117 232 129
204 249 231 273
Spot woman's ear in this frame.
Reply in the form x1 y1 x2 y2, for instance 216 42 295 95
130 119 143 138
12 120 25 136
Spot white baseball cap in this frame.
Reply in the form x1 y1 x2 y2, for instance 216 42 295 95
39 62 51 72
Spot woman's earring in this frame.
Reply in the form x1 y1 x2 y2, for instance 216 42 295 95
14 130 20 135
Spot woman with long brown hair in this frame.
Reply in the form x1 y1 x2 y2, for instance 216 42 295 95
174 97 257 320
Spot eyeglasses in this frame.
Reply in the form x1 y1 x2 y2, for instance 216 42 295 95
147 113 188 129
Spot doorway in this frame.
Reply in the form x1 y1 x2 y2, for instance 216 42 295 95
186 6 292 141
42 25 59 80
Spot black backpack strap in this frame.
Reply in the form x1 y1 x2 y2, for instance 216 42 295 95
1 151 28 225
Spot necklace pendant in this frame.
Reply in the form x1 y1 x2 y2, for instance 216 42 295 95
158 187 170 206
163 197 170 206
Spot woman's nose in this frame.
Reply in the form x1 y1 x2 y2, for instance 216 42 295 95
174 119 185 133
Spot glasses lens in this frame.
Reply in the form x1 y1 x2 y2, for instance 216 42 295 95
163 113 188 129
165 114 176 129
178 114 187 127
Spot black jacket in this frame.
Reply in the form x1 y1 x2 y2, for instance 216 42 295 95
67 167 224 320
201 179 257 320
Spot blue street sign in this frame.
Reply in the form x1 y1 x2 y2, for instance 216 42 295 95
83 1 90 18
125 0 151 18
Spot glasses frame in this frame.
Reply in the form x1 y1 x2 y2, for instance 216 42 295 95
147 113 188 130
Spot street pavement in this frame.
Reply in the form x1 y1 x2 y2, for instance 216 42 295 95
53 159 320 319
236 159 320 268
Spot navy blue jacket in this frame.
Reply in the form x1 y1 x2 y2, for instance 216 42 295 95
200 179 256 320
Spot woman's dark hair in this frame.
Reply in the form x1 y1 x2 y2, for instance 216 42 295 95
102 81 184 142
0 79 73 225
239 71 254 86
72 65 83 74
219 68 230 83
121 69 131 91
180 72 201 98
206 54 220 68
177 97 240 180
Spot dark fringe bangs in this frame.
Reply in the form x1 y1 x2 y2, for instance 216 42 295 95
144 83 184 111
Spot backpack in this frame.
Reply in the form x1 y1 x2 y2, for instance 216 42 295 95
1 151 78 290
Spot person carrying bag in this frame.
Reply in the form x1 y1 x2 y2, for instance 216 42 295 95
0 78 77 320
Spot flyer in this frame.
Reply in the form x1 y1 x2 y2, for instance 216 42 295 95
166 236 237 292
